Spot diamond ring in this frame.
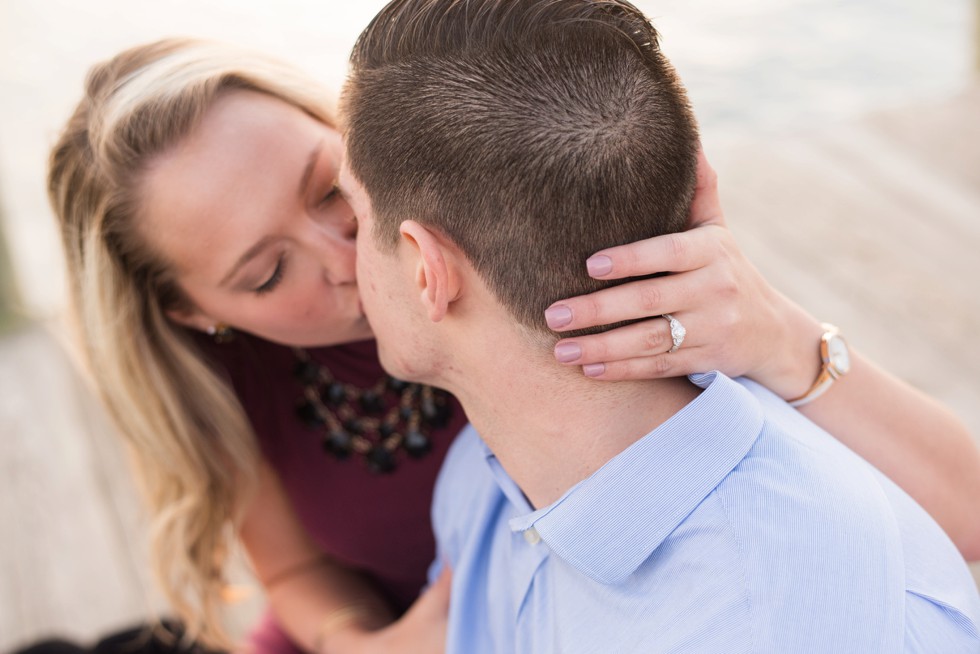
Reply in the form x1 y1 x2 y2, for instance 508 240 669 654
662 314 686 353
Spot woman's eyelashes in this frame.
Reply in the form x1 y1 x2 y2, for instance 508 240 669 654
251 182 340 296
254 255 287 295
319 184 341 207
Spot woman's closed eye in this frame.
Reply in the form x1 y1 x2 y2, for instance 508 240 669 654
254 255 287 295
319 184 341 207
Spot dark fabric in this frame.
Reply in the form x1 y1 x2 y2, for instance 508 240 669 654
196 332 466 613
9 622 220 654
91 623 217 654
9 640 86 654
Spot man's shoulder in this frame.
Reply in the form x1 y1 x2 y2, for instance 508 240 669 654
874 462 980 647
430 425 502 567
435 423 490 498
715 378 910 567
699 377 980 648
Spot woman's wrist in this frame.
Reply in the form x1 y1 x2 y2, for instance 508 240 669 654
746 292 825 400
312 605 379 654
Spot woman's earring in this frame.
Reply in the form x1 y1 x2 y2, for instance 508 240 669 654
206 322 235 344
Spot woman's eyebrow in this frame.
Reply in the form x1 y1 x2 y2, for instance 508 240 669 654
298 139 326 198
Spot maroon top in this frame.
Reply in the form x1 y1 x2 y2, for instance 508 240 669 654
198 333 467 612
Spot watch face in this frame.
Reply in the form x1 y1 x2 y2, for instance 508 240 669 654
827 335 851 375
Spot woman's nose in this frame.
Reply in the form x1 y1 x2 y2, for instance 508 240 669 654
312 228 357 285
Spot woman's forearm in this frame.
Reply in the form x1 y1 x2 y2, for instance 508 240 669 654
261 559 393 654
239 464 393 653
260 562 450 654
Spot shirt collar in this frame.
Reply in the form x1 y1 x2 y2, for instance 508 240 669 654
488 371 764 585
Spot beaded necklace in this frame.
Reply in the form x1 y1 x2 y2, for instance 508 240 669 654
291 348 452 473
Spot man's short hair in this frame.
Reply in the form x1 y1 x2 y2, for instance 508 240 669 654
343 0 698 336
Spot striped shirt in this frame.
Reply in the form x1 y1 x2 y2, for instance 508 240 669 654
430 372 980 653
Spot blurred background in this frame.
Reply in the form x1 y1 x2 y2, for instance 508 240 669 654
1 0 978 649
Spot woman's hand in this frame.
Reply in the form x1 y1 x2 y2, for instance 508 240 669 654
545 146 980 561
546 146 823 399
241 464 448 654
326 568 451 654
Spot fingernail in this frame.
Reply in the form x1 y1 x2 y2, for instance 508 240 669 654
583 363 605 378
586 255 613 277
545 305 573 329
554 342 582 363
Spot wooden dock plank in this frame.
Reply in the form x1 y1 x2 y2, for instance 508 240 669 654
712 92 980 434
0 326 161 651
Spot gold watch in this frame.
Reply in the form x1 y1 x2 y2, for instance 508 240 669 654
788 323 851 408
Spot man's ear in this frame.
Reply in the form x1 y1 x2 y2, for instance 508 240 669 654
399 220 458 323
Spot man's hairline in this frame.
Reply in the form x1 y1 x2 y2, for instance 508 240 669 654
341 156 564 348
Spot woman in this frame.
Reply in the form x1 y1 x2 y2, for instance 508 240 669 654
47 38 980 654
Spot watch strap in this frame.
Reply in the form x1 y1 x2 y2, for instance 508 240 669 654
788 368 836 408
787 324 845 408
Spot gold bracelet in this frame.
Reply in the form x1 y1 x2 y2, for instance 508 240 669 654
311 604 373 654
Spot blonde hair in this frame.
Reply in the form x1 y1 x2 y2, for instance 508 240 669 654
47 38 337 646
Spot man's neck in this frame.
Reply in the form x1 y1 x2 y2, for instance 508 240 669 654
439 327 701 509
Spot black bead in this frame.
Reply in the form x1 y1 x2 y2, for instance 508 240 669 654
404 430 432 458
367 446 396 474
324 430 352 458
322 382 346 406
293 360 320 385
359 390 385 414
421 398 437 421
399 405 415 421
343 418 364 434
379 422 396 438
421 398 452 428
295 401 324 428
387 377 409 392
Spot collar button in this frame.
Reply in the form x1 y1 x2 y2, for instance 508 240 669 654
523 527 542 545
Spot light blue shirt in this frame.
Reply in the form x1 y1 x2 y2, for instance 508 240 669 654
430 372 980 653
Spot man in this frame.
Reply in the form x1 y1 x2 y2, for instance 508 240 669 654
338 0 980 651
